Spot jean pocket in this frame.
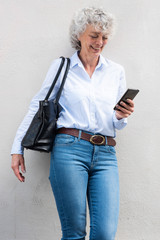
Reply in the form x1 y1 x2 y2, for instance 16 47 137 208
54 134 77 146
107 146 116 155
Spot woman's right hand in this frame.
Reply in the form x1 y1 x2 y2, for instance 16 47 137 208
11 154 26 182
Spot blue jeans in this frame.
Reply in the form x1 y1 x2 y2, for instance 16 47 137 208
49 131 119 240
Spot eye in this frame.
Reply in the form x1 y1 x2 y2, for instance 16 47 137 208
103 36 108 40
89 35 98 39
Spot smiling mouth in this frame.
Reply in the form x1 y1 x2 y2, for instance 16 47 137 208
91 46 102 51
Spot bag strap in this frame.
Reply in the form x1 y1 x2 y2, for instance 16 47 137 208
55 58 70 104
44 57 65 101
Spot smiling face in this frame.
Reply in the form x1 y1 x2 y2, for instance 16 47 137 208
78 24 108 59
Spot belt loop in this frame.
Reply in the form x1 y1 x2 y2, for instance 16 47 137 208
105 136 108 146
78 130 82 141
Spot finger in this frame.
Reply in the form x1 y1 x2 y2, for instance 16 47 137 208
117 104 132 114
15 170 24 182
120 102 134 113
19 172 25 182
20 158 26 173
14 167 25 182
126 99 134 107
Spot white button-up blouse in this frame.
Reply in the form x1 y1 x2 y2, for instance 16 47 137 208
11 51 127 154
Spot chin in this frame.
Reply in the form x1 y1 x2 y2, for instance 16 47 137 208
92 51 101 57
90 48 103 56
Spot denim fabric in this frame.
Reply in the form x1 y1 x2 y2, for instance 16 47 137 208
49 132 119 240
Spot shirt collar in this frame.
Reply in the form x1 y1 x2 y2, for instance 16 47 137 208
70 51 83 68
96 54 108 69
70 51 109 69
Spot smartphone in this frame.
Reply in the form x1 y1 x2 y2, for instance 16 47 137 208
114 88 139 111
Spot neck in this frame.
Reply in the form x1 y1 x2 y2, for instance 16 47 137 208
78 51 100 77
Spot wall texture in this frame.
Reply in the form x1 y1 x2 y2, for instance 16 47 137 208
0 0 160 239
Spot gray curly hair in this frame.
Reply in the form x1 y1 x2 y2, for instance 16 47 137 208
69 7 116 50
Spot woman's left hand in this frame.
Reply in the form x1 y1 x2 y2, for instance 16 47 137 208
115 99 134 120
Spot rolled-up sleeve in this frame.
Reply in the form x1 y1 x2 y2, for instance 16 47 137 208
113 112 127 130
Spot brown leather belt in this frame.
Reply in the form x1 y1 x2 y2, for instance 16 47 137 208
57 128 116 146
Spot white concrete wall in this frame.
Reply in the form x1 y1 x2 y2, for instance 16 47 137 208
0 0 160 239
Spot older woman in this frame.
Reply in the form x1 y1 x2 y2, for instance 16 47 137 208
11 7 134 240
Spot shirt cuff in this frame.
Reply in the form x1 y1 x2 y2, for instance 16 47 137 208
10 143 24 155
113 112 127 130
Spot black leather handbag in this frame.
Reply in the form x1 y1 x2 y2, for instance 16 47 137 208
21 57 70 152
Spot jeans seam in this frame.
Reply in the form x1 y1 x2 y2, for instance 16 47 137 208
52 161 69 238
88 186 96 240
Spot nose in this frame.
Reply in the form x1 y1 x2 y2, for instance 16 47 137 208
95 36 103 46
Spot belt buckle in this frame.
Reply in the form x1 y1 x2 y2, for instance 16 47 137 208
90 135 105 145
